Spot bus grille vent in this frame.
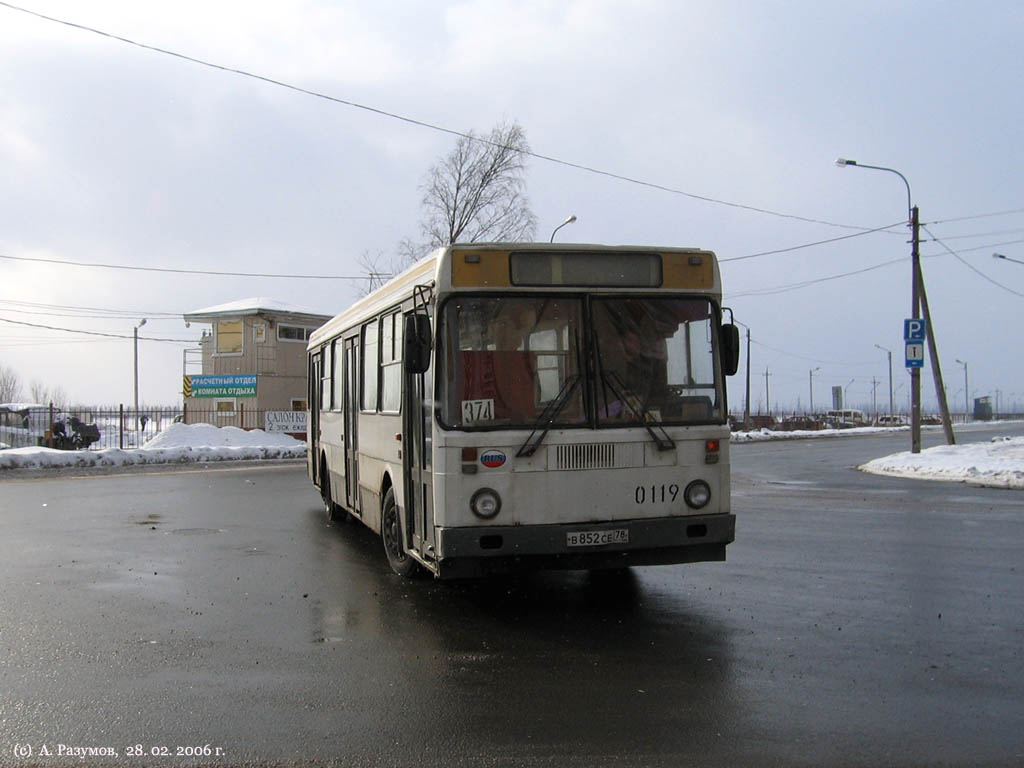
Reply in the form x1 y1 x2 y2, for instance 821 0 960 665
552 443 634 470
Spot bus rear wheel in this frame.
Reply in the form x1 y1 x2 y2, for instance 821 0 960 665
382 487 419 578
320 459 346 523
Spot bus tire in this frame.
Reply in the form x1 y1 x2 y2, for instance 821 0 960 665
382 487 419 578
320 458 347 523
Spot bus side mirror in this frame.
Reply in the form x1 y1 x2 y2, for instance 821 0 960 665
404 314 432 374
720 323 740 377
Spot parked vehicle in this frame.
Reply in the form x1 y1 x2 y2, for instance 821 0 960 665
825 409 868 429
779 415 825 431
876 415 907 426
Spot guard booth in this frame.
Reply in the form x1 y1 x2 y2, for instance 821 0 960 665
182 298 330 431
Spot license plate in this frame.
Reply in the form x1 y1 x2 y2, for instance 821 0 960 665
566 529 629 547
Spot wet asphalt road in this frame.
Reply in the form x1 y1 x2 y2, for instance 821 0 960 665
1 425 1023 767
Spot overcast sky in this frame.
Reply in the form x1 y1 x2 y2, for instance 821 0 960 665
1 0 1021 414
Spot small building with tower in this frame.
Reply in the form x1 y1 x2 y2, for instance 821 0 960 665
182 298 330 432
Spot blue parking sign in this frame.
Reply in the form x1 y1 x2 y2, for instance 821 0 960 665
904 318 926 342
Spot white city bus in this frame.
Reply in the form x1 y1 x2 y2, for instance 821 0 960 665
307 243 740 578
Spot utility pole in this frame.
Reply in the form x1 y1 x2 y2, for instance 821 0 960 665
875 344 894 419
918 262 956 443
910 205 922 452
809 367 820 415
744 328 751 428
764 368 772 418
956 359 969 421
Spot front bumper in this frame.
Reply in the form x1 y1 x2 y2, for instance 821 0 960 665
434 513 735 579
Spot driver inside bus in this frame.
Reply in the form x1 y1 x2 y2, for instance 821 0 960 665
597 306 668 421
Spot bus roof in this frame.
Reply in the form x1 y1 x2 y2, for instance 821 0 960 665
309 243 719 348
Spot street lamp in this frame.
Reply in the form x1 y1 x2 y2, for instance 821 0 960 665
955 358 969 421
993 252 1024 266
809 367 821 414
549 214 577 243
836 157 923 452
134 318 147 427
844 378 855 409
875 343 894 419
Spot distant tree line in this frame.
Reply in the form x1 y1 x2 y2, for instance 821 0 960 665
0 363 68 407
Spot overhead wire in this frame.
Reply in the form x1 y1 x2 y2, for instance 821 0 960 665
921 226 1024 299
0 298 182 318
0 315 197 342
722 221 904 263
0 0 890 232
0 252 368 280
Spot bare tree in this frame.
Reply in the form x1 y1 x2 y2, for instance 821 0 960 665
0 364 22 402
29 379 68 408
420 120 537 249
355 250 401 298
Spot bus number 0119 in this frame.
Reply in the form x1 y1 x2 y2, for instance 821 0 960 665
634 484 680 504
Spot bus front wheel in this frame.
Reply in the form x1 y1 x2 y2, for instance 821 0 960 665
382 487 419 578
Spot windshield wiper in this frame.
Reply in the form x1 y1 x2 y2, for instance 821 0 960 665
600 371 675 452
516 374 581 458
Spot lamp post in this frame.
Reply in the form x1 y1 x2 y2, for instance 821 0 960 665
956 358 968 421
836 157 923 452
993 252 1024 266
549 214 577 243
809 367 820 415
875 343 894 419
134 318 147 426
845 378 855 409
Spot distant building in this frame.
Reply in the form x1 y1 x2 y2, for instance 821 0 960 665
182 298 330 430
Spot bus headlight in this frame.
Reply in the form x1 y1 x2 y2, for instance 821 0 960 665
684 480 711 510
470 488 502 519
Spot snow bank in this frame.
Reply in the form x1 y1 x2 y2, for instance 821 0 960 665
859 436 1024 490
0 422 305 471
731 425 909 442
142 422 302 449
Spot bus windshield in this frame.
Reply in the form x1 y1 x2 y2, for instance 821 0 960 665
592 297 719 426
440 297 585 429
439 295 721 429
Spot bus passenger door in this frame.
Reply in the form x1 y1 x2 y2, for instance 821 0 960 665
404 314 435 559
309 351 322 486
343 337 360 514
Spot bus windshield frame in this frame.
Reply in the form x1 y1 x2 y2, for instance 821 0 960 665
436 293 725 431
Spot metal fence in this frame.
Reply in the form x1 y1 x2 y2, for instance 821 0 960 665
22 404 305 451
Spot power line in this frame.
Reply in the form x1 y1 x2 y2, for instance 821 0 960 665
925 227 1024 241
921 226 1024 299
727 257 907 298
926 237 1024 256
721 221 904 263
749 339 877 367
0 315 197 342
927 208 1024 225
0 252 367 279
0 298 181 318
0 0 883 231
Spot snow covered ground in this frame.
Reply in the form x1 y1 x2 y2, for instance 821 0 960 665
1 421 1022 490
859 436 1024 490
0 422 305 470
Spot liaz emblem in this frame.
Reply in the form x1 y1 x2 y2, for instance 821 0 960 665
480 450 507 468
